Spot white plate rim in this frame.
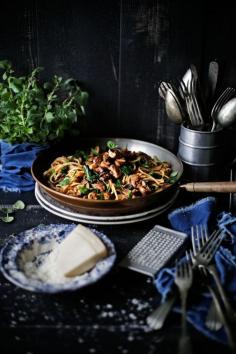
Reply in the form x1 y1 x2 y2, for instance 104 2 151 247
35 187 177 225
35 183 179 221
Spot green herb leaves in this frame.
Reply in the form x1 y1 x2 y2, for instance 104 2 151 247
0 60 88 144
83 166 99 183
120 165 133 176
58 177 70 187
107 140 118 149
79 186 89 196
13 200 25 210
0 200 25 223
167 171 179 184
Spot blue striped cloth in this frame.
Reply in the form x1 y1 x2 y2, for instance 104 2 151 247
154 197 236 344
0 140 46 192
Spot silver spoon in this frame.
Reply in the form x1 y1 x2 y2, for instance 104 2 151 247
182 68 192 89
217 97 236 128
165 89 183 124
211 87 235 131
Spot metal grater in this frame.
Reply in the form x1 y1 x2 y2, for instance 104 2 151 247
119 225 188 277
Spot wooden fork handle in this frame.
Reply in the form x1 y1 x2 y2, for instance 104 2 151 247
180 181 236 193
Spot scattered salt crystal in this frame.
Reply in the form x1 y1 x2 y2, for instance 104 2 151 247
128 313 137 320
18 316 26 321
131 298 139 305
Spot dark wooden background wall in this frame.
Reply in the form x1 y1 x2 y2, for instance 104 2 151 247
1 0 236 152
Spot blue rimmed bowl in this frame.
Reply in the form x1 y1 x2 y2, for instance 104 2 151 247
0 224 116 293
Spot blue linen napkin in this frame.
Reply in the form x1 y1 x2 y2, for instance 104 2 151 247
0 140 46 192
154 197 236 344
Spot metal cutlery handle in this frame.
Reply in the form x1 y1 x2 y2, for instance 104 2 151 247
146 293 176 330
208 264 236 324
206 298 223 331
181 181 236 193
206 61 219 105
178 290 193 354
207 283 236 352
178 334 193 354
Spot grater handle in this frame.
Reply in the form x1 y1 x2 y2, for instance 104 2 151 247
180 181 236 193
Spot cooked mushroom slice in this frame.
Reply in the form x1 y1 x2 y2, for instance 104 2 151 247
88 192 98 200
109 164 121 179
92 182 106 192
108 149 116 159
115 158 126 167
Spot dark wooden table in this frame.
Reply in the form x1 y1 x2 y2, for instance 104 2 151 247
0 190 233 354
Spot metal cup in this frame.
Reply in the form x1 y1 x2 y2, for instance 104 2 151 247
177 124 228 181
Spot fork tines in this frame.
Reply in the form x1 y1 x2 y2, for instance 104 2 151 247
191 225 225 264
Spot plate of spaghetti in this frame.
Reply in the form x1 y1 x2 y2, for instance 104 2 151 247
31 138 183 216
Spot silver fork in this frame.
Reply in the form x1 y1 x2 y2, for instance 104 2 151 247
146 293 175 330
190 227 236 351
211 87 235 131
198 267 236 352
146 227 222 332
174 254 193 354
191 224 223 331
188 75 204 126
191 225 236 325
179 79 197 127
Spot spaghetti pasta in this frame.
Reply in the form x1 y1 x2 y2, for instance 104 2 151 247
43 143 177 200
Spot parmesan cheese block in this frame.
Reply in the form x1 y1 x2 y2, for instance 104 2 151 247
47 224 108 277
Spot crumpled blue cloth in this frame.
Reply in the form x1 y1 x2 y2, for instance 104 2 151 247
154 197 236 344
0 140 46 192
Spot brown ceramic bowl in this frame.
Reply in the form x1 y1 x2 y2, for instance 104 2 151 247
31 138 183 216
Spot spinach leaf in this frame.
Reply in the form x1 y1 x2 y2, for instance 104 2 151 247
83 166 99 182
58 177 70 186
167 171 179 184
121 165 133 176
79 186 89 196
149 172 162 179
61 166 68 174
170 171 178 177
115 179 122 188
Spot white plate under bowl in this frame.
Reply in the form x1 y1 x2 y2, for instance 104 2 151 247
0 224 116 293
35 184 179 225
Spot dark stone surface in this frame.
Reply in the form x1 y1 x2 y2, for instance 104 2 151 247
0 190 233 354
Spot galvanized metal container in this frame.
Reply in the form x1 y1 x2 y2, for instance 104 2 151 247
177 124 227 181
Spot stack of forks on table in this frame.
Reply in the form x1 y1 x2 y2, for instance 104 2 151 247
148 223 236 354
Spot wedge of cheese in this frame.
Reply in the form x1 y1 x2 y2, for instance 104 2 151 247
49 224 108 277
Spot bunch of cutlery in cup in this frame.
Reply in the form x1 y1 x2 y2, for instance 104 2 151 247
159 61 236 131
147 224 236 352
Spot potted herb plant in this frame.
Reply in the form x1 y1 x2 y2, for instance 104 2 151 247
0 60 88 191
